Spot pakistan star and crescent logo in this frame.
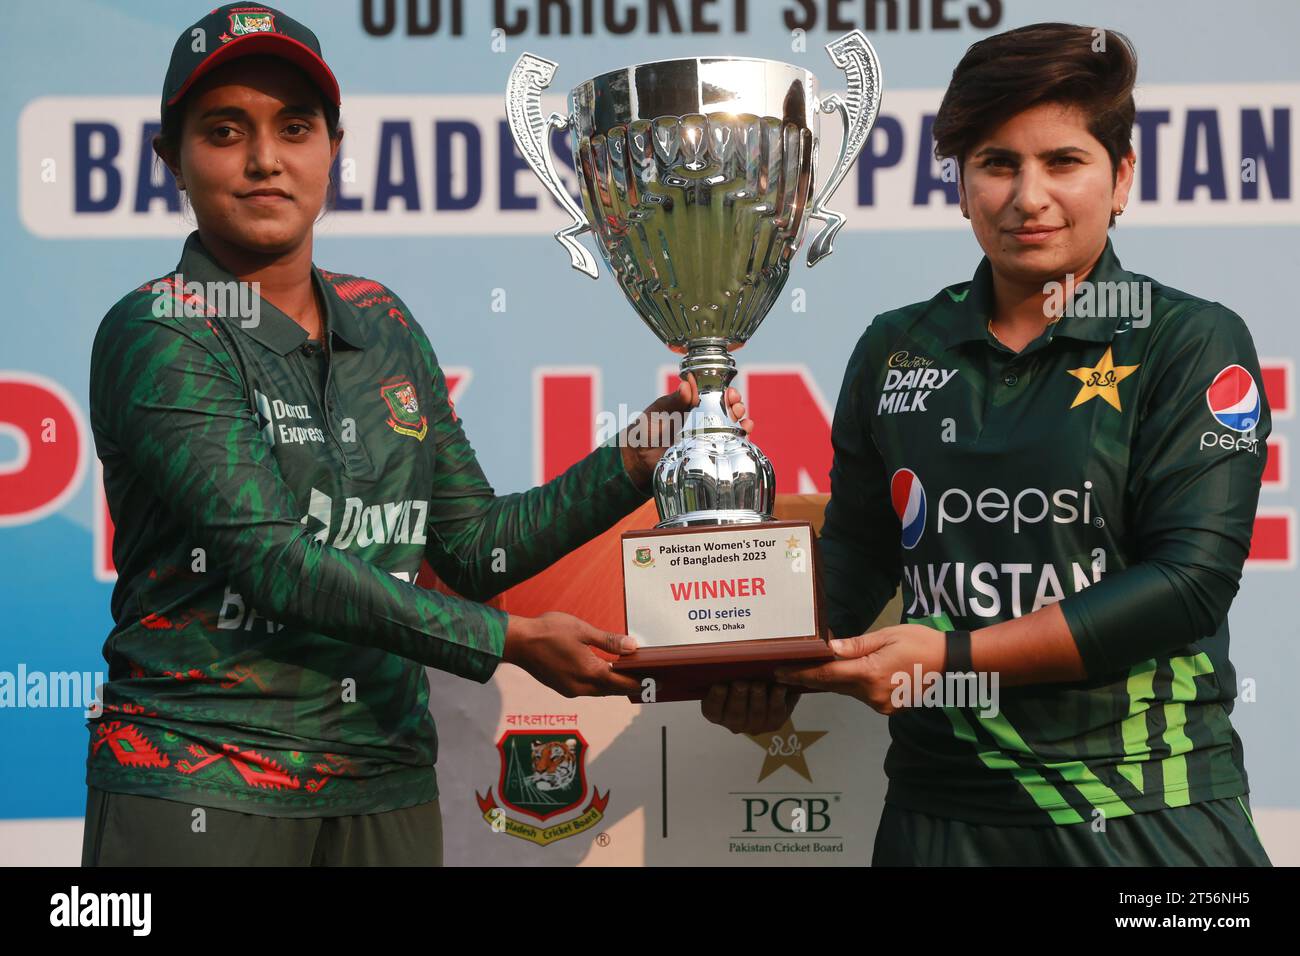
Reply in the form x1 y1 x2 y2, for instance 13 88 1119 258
1065 346 1140 411
747 719 827 782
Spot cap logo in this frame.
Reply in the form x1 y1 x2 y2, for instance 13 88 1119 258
229 11 276 36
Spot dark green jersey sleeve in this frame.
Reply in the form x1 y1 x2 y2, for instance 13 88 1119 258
1059 303 1270 677
91 296 514 682
820 320 904 638
397 302 653 601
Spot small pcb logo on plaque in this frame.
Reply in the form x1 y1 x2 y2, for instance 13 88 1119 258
476 729 609 846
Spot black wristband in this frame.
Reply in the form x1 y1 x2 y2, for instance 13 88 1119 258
944 630 974 675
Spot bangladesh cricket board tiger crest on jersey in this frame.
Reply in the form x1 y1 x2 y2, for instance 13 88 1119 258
475 730 609 846
380 378 428 440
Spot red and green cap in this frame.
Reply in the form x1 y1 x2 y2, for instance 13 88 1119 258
162 3 340 119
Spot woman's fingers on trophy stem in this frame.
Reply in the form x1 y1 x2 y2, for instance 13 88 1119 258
675 378 693 407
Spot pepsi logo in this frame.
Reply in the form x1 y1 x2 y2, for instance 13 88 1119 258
891 468 927 550
1207 365 1261 433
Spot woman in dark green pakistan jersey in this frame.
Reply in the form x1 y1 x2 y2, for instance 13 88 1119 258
706 23 1274 867
81 4 769 867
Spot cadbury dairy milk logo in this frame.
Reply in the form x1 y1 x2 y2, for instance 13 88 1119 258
878 351 958 415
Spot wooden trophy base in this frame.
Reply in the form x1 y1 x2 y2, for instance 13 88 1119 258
612 635 832 702
616 519 830 703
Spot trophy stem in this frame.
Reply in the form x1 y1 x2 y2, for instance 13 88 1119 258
652 340 775 528
679 339 741 439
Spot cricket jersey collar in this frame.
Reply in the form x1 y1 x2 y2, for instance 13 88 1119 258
939 238 1131 350
173 231 367 354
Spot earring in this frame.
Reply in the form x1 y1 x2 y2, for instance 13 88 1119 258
1114 206 1125 216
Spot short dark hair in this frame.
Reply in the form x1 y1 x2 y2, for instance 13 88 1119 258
933 22 1137 177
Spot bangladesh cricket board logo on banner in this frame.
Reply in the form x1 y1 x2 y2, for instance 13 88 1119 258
475 730 609 846
380 379 428 440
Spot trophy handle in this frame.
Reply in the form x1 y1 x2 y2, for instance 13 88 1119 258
506 53 599 279
806 30 883 267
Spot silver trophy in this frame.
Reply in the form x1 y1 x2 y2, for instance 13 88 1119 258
507 33 881 528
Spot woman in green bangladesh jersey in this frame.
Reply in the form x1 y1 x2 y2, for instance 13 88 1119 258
716 23 1273 866
81 3 761 866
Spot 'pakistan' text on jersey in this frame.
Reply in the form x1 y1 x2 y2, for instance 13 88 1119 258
87 231 649 817
821 239 1270 826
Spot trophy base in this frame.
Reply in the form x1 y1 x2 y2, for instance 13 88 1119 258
619 519 829 703
613 636 833 703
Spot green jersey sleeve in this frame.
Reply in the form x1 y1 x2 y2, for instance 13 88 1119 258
395 301 653 602
820 320 904 638
90 294 513 682
1059 303 1270 677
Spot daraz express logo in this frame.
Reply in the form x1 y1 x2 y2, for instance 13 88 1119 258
299 487 428 549
254 389 325 446
891 468 1102 547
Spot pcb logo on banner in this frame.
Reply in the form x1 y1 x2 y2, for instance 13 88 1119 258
475 730 609 846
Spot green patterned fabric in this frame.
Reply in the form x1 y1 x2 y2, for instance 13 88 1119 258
822 239 1269 826
86 231 649 817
